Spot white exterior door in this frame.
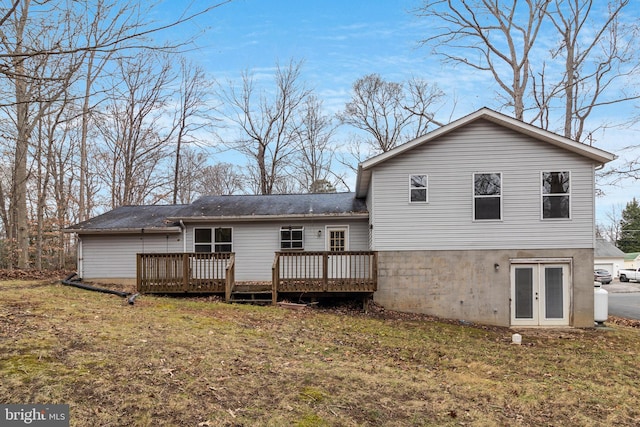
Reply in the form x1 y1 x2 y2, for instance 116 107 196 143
326 226 349 279
511 263 570 326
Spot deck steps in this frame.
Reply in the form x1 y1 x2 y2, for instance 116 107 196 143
228 285 274 305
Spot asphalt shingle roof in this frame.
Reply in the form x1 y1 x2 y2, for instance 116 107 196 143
176 193 367 218
66 193 367 232
65 205 187 232
595 238 626 258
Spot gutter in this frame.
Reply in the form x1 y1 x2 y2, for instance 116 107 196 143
166 212 370 223
63 226 182 235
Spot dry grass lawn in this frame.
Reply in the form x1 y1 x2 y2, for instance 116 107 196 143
1 280 639 426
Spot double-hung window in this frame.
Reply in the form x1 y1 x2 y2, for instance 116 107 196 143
542 172 570 219
280 226 304 250
410 174 428 203
194 227 232 252
473 172 502 220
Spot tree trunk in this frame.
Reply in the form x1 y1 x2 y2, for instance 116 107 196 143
13 49 30 269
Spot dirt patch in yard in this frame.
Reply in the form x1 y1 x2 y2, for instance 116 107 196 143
0 269 69 281
608 315 640 328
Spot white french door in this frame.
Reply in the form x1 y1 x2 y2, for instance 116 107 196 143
511 263 570 326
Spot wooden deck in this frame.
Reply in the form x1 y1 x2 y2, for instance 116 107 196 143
137 253 234 294
137 251 377 304
273 251 377 292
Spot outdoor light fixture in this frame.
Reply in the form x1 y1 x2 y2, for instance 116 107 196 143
317 229 322 237
494 263 500 271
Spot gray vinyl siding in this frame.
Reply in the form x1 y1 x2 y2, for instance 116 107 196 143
367 184 374 249
185 218 369 281
370 120 597 251
80 233 183 279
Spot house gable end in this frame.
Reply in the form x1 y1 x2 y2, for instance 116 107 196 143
356 107 616 198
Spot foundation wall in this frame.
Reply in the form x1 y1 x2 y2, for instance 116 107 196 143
374 248 594 327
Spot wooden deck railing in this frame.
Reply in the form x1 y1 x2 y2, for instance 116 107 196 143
137 252 235 293
137 251 377 303
272 251 377 303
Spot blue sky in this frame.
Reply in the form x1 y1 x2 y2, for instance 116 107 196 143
181 0 458 112
159 0 637 225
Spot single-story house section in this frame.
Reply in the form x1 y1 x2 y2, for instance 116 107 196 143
594 238 626 277
66 193 369 283
65 108 616 328
624 252 640 269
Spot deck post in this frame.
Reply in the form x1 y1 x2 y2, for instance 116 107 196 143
372 252 378 291
225 254 234 302
271 254 279 305
182 253 189 292
136 254 142 292
322 252 329 292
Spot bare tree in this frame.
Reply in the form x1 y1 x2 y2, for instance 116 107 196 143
416 1 639 138
196 162 245 196
545 0 638 141
172 147 210 204
597 203 624 243
416 0 640 193
75 0 141 222
64 0 228 220
0 0 83 268
292 95 339 192
0 1 232 65
218 59 311 195
415 0 550 120
95 52 175 208
338 74 445 157
0 0 231 268
32 88 71 269
49 113 80 269
171 58 215 204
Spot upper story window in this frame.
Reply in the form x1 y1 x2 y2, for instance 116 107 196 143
194 227 232 252
542 171 570 219
280 226 304 250
474 172 502 220
410 174 428 203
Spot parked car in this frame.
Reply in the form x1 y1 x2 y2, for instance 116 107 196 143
594 269 612 284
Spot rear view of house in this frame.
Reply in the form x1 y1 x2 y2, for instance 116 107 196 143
66 108 615 327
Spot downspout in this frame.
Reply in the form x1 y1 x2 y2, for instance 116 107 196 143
62 273 138 305
593 163 605 247
179 220 187 252
77 236 83 279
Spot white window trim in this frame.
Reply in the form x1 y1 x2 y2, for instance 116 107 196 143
540 171 571 220
409 174 428 204
325 225 349 252
193 227 233 253
472 172 503 221
280 226 304 250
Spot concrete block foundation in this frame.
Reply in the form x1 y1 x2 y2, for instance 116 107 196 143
374 248 594 328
